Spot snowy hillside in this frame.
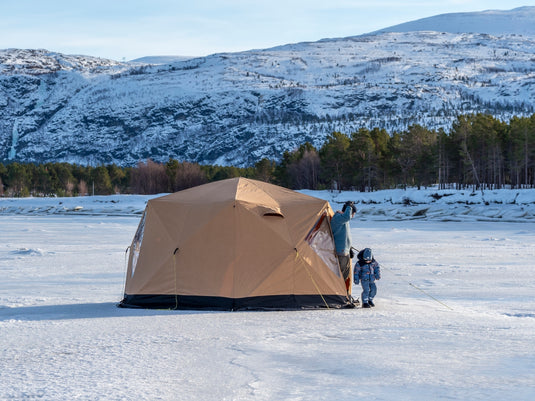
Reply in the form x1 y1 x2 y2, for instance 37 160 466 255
1 188 535 400
129 55 196 64
0 48 127 75
1 7 535 167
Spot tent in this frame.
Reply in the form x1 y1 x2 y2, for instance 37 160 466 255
119 177 351 310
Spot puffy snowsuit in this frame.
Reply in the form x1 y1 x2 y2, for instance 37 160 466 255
354 256 381 303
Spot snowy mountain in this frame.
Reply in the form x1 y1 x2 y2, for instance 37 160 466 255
1 7 535 167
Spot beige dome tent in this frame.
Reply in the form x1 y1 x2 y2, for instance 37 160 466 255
120 177 351 310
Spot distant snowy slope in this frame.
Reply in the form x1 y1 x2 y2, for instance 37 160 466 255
373 6 535 36
129 55 196 64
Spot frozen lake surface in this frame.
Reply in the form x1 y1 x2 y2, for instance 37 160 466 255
1 190 535 400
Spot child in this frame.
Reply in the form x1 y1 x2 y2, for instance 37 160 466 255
354 248 381 308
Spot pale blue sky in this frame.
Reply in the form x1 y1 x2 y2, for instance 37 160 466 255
1 0 532 61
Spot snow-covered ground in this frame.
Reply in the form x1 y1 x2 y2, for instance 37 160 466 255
1 187 535 400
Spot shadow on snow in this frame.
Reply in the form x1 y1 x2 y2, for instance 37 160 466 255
0 302 220 321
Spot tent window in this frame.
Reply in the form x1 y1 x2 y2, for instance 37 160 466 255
305 212 340 277
131 211 146 278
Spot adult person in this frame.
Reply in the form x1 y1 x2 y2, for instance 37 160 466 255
331 200 357 295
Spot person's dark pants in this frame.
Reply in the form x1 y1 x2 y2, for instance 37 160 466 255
337 254 352 295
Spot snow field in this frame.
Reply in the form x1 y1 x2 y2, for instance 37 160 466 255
1 195 535 400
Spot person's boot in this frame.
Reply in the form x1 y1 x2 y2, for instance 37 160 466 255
362 302 371 308
368 300 375 307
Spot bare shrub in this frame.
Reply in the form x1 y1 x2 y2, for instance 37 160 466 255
175 162 207 191
78 180 88 196
131 159 169 194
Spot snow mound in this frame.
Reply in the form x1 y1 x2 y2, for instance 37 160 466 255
9 248 46 256
1 188 535 222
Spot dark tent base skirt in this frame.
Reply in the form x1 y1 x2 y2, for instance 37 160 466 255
119 294 351 311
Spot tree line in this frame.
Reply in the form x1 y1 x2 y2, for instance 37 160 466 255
277 113 535 191
1 113 534 197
